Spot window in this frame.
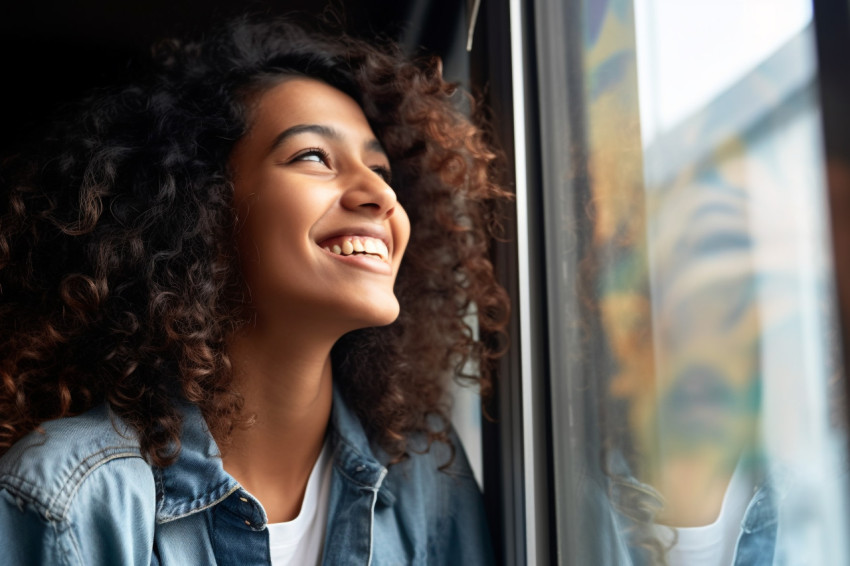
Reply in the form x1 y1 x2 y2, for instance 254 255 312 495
480 0 850 563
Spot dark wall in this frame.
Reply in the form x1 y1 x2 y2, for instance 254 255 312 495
0 0 469 157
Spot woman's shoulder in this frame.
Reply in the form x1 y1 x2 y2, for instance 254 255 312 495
0 404 151 522
0 405 158 565
400 426 476 480
387 426 484 517
377 427 495 564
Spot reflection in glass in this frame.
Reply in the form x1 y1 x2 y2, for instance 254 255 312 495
549 0 849 564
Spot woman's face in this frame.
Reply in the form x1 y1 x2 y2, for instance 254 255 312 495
229 78 410 336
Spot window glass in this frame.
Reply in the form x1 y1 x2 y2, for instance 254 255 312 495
543 1 849 563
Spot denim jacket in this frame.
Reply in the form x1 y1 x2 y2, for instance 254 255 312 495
577 452 784 566
0 388 494 565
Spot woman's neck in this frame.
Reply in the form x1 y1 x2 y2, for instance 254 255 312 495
220 324 335 523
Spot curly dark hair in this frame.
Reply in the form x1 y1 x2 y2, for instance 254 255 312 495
0 16 510 467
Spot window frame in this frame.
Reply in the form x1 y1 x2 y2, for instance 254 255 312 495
472 0 850 564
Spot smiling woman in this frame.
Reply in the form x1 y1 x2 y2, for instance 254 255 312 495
0 15 508 566
229 78 410 333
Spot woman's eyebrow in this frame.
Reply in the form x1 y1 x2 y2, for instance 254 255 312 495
269 123 387 158
364 138 386 157
269 124 339 151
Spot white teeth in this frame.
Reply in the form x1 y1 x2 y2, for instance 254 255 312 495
375 240 389 259
326 236 389 261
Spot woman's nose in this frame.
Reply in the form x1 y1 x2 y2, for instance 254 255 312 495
340 166 398 218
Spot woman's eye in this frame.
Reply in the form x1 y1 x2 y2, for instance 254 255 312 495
372 166 392 185
292 148 330 166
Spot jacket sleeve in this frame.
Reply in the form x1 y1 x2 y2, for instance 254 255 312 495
0 456 156 566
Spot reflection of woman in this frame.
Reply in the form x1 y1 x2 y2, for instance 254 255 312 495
591 175 770 566
0 17 508 565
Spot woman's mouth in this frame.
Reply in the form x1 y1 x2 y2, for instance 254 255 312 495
318 235 390 263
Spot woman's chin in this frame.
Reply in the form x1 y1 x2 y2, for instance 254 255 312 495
337 295 401 331
354 302 401 330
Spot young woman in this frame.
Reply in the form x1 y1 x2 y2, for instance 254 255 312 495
0 16 508 565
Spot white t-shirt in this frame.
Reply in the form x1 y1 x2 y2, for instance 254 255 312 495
654 462 754 566
266 440 333 566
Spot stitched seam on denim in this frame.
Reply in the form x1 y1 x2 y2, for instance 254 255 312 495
1 481 80 565
51 451 143 520
156 483 241 524
0 474 53 518
9 444 142 518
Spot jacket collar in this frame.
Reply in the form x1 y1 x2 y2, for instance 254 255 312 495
154 385 390 524
153 402 240 524
329 386 387 485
